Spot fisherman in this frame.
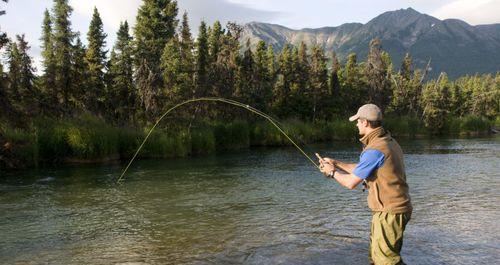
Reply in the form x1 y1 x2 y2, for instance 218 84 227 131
318 104 412 265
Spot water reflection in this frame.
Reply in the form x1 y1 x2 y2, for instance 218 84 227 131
0 136 499 264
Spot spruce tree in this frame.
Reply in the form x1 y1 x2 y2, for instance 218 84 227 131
234 39 255 105
52 0 74 113
40 9 56 105
208 20 223 63
309 45 329 121
342 52 365 113
108 21 136 123
161 36 182 102
6 41 21 101
329 51 341 97
254 40 272 111
71 36 88 109
85 7 107 114
272 44 292 117
401 53 412 81
6 36 36 113
194 21 209 98
134 0 178 120
178 13 194 101
365 38 391 110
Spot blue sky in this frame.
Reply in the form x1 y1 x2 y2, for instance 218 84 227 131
1 0 499 71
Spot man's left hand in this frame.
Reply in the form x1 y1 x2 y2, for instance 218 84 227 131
319 160 335 177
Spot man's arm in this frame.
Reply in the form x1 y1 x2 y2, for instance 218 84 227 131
323 158 357 174
331 171 364 190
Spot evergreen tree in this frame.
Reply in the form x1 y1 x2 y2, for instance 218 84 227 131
329 52 342 114
161 36 182 102
70 36 87 110
365 38 391 110
194 21 209 98
52 0 75 113
211 22 240 115
266 44 276 78
208 20 223 63
309 45 329 121
254 40 272 111
178 13 194 101
85 7 107 114
6 36 36 113
134 0 178 120
401 53 412 81
341 52 365 113
329 51 341 97
391 54 414 115
6 41 21 101
421 73 450 131
53 0 74 112
40 9 56 106
108 21 135 123
272 44 293 117
297 42 310 93
234 39 255 105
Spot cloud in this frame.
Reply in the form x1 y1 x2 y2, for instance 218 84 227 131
70 0 141 30
177 0 281 34
70 0 280 35
431 0 500 25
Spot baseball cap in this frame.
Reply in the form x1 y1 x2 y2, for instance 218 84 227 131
349 104 383 122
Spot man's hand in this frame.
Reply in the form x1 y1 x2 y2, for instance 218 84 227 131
319 159 336 178
322 157 337 165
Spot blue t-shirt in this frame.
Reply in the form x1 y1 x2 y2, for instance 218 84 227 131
352 149 385 179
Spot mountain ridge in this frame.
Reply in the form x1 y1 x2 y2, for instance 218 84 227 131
241 8 500 78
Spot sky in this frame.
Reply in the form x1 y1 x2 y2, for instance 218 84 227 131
1 0 499 72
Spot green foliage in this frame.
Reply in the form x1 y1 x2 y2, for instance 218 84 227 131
134 0 178 120
214 120 250 151
2 1 499 170
190 127 216 155
53 0 74 111
84 7 107 114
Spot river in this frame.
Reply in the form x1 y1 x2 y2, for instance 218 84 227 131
1 137 499 264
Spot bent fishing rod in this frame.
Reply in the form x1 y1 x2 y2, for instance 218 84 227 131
117 97 346 182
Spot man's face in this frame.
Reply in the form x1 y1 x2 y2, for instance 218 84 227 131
356 119 367 135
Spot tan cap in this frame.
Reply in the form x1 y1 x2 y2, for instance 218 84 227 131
349 104 383 122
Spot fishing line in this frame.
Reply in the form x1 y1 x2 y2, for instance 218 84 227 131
117 97 321 182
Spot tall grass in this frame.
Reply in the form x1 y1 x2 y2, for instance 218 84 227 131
1 114 494 170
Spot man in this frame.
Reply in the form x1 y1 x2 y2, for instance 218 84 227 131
318 104 412 265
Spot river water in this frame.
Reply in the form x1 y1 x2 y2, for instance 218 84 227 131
1 137 499 264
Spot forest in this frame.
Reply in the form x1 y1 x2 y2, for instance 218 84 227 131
1 0 498 169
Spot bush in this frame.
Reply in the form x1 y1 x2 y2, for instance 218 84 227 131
190 127 216 155
142 129 190 158
214 120 250 151
384 115 426 137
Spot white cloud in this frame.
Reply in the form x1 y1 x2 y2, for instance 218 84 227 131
431 0 500 25
70 0 141 30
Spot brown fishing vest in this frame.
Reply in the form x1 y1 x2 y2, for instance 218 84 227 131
360 127 412 214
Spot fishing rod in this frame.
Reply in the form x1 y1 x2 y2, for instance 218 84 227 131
117 97 342 182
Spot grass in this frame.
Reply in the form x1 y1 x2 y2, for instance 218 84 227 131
0 114 495 170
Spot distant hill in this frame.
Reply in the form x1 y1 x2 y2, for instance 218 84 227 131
241 8 500 79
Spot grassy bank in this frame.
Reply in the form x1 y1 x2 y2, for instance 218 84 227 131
0 115 495 170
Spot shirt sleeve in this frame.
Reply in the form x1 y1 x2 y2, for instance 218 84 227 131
352 149 385 180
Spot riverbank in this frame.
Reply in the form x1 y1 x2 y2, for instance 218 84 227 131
1 115 497 170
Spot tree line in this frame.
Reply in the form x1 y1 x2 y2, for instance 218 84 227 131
1 0 498 132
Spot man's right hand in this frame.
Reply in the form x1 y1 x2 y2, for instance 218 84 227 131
323 157 337 165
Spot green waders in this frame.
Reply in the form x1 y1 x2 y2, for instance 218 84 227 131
368 211 411 265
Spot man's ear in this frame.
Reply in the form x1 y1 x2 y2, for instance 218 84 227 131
361 119 368 127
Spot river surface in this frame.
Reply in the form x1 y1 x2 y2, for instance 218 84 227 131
1 137 499 264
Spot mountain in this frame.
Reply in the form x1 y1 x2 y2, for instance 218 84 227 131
241 8 500 79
